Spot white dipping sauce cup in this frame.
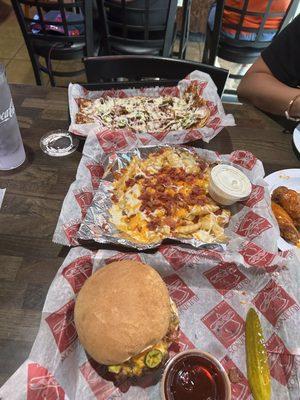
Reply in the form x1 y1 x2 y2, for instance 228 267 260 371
209 164 252 206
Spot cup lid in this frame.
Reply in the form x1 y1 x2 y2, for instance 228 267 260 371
40 130 79 157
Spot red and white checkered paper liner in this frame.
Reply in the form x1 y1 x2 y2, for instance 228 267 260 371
53 134 280 258
1 246 299 400
68 70 235 145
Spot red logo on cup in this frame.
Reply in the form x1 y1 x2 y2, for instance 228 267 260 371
80 361 120 398
46 300 77 353
202 301 244 348
27 363 65 400
169 329 195 355
86 164 104 190
239 242 276 268
230 150 257 170
96 128 136 153
221 356 251 400
204 262 247 295
253 280 297 326
164 274 197 308
62 255 93 293
242 185 265 208
236 211 272 239
104 252 142 265
266 333 295 386
75 191 93 219
63 221 80 245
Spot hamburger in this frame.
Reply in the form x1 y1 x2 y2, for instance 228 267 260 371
74 260 179 378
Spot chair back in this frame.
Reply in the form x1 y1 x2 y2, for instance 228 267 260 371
11 0 94 55
217 0 296 48
84 55 229 97
98 0 178 57
203 0 298 66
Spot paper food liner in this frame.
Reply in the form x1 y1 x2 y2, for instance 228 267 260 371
1 246 300 399
78 144 280 251
68 70 235 146
53 133 280 260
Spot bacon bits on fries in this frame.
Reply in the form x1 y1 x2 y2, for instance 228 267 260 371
109 148 231 244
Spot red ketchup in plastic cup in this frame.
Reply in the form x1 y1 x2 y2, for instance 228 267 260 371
161 350 231 400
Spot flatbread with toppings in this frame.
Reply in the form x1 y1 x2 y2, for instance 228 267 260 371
75 84 211 133
109 147 231 244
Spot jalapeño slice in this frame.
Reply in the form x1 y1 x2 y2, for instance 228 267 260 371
145 349 163 369
108 365 121 374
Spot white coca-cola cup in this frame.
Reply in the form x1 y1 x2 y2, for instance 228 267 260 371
0 63 26 170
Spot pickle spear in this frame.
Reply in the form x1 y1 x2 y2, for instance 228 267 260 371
245 308 271 400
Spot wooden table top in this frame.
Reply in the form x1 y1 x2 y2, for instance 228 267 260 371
0 84 299 386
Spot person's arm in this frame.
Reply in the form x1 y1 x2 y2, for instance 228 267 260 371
237 57 300 118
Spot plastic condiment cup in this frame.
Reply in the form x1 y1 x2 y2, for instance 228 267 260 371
209 164 252 206
161 349 231 400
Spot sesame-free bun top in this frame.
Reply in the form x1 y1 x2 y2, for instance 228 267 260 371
74 260 172 365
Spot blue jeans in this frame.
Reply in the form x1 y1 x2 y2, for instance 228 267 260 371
208 3 276 42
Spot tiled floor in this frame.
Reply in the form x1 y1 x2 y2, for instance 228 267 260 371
0 1 242 89
0 0 86 86
0 1 37 84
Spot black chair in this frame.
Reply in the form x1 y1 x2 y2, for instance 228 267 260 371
97 0 178 57
202 0 298 67
83 55 229 97
176 0 192 60
11 0 98 86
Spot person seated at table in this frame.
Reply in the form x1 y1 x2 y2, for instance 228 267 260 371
237 14 300 121
208 0 291 42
